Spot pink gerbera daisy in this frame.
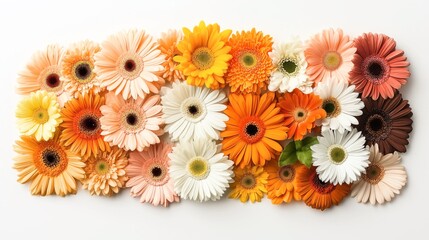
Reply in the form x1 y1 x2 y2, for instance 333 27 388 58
350 33 410 100
126 143 180 207
94 29 165 100
305 28 356 85
100 92 164 151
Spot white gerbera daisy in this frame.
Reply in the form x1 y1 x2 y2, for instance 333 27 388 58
161 81 228 141
311 129 370 185
268 38 312 94
169 138 234 202
351 144 407 205
315 78 364 133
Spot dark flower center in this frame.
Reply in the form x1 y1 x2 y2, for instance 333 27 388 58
46 73 60 88
241 174 256 189
369 117 383 132
124 59 136 72
322 98 341 117
75 63 91 80
79 115 99 133
42 149 60 168
279 166 295 182
188 105 199 115
282 60 297 74
297 111 304 117
362 163 384 184
245 124 259 136
311 171 335 194
126 113 138 126
367 61 384 79
151 167 162 177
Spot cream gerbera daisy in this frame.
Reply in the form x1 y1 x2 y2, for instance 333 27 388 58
315 78 364 133
351 144 407 205
268 38 312 94
16 90 62 141
100 92 164 151
169 138 234 202
94 29 165 100
161 81 228 141
311 129 370 185
82 147 128 196
61 40 101 97
17 44 71 106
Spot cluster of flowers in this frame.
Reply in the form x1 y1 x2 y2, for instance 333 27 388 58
14 21 412 210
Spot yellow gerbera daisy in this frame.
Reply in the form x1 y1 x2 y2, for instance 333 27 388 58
16 90 62 141
13 133 85 196
174 21 232 89
229 165 268 203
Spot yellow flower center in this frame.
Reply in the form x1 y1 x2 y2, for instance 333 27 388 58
322 97 341 117
95 160 110 175
323 51 342 71
328 145 347 164
241 173 257 189
72 61 95 83
239 52 257 68
192 47 214 70
187 157 209 180
33 108 49 124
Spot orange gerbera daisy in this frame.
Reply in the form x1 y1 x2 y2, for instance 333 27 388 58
221 92 288 168
295 166 351 211
226 29 273 94
158 29 185 81
60 92 111 159
266 161 301 204
278 89 326 140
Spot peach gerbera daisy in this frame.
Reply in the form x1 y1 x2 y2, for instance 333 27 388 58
13 133 85 196
305 28 356 85
266 161 301 204
60 92 110 159
126 143 180 207
225 28 273 93
82 147 128 196
100 92 164 152
61 40 101 97
173 21 232 89
350 33 410 100
278 89 326 140
221 92 288 168
17 44 70 106
229 165 268 203
158 29 185 81
94 29 165 100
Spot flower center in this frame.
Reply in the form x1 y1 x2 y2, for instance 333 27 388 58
73 61 94 83
125 59 136 72
126 113 138 126
192 47 214 70
362 56 390 84
120 107 144 133
42 149 60 168
46 73 61 88
279 57 299 75
187 157 210 180
311 171 335 194
239 52 257 68
328 145 347 164
323 51 342 71
241 173 257 189
151 167 162 177
181 97 206 122
118 53 144 80
95 160 110 175
39 66 63 93
362 163 385 184
34 143 68 177
322 97 341 117
79 114 100 135
292 107 308 122
366 114 390 138
145 163 168 184
239 116 266 144
33 108 49 124
279 165 295 182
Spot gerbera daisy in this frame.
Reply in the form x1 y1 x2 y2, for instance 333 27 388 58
16 90 62 141
13 134 85 196
278 89 326 141
305 28 356 85
60 92 110 159
225 28 273 94
351 144 407 205
82 147 128 196
295 166 351 210
61 40 101 97
173 21 232 89
266 160 301 204
17 44 70 106
356 92 413 154
94 29 165 100
158 29 185 81
221 92 288 168
268 38 313 94
162 81 228 141
169 138 234 202
311 129 370 185
126 143 179 207
350 33 410 100
100 92 163 151
314 78 364 133
228 165 268 203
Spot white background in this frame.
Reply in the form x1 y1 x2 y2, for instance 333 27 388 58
0 0 427 239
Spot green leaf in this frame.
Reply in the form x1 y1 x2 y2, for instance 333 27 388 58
294 140 303 150
278 141 297 167
302 136 318 148
296 150 313 168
